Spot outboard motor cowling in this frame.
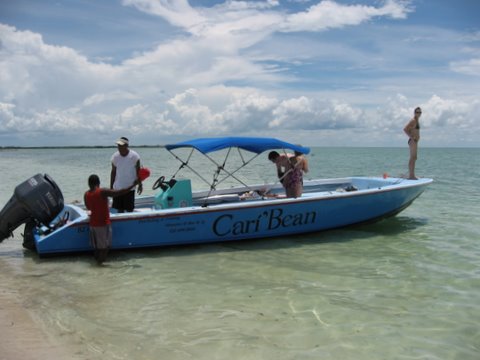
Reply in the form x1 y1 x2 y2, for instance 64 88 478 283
0 174 64 242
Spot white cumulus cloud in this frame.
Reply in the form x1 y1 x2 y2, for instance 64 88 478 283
1 1 479 147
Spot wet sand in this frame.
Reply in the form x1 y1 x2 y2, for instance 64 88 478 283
0 287 80 360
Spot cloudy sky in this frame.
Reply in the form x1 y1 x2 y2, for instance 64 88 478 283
1 0 479 147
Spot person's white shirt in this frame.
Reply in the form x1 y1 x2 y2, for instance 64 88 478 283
111 150 140 189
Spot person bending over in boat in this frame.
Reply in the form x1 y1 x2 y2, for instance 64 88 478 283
403 107 422 180
84 174 138 264
292 150 309 181
284 151 309 198
268 150 307 198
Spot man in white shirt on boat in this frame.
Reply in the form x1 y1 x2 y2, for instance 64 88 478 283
110 137 143 212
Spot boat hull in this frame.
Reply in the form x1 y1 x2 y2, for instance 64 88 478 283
34 177 432 255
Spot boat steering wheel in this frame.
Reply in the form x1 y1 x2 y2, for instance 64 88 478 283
152 176 169 191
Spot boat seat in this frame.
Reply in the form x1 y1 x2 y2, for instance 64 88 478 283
134 207 152 213
197 194 241 204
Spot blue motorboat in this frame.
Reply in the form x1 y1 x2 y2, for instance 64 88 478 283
0 137 432 256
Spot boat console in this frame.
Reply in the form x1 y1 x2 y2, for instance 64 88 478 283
154 179 193 209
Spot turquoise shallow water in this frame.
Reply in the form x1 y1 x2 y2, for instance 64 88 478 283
0 147 479 359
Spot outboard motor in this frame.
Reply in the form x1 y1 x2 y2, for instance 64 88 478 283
0 174 64 245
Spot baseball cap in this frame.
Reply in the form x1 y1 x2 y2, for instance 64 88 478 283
115 137 129 146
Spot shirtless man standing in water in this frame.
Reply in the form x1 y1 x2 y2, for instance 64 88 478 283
403 107 422 180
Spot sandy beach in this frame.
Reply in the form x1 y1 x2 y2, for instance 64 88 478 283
0 287 80 360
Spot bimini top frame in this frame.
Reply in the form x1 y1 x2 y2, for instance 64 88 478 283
164 137 311 191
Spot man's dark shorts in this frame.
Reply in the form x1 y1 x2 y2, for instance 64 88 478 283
112 190 135 212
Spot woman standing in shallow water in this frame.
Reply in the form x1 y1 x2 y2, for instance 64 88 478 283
404 107 422 180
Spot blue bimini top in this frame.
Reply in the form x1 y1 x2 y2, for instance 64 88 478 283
165 137 310 155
